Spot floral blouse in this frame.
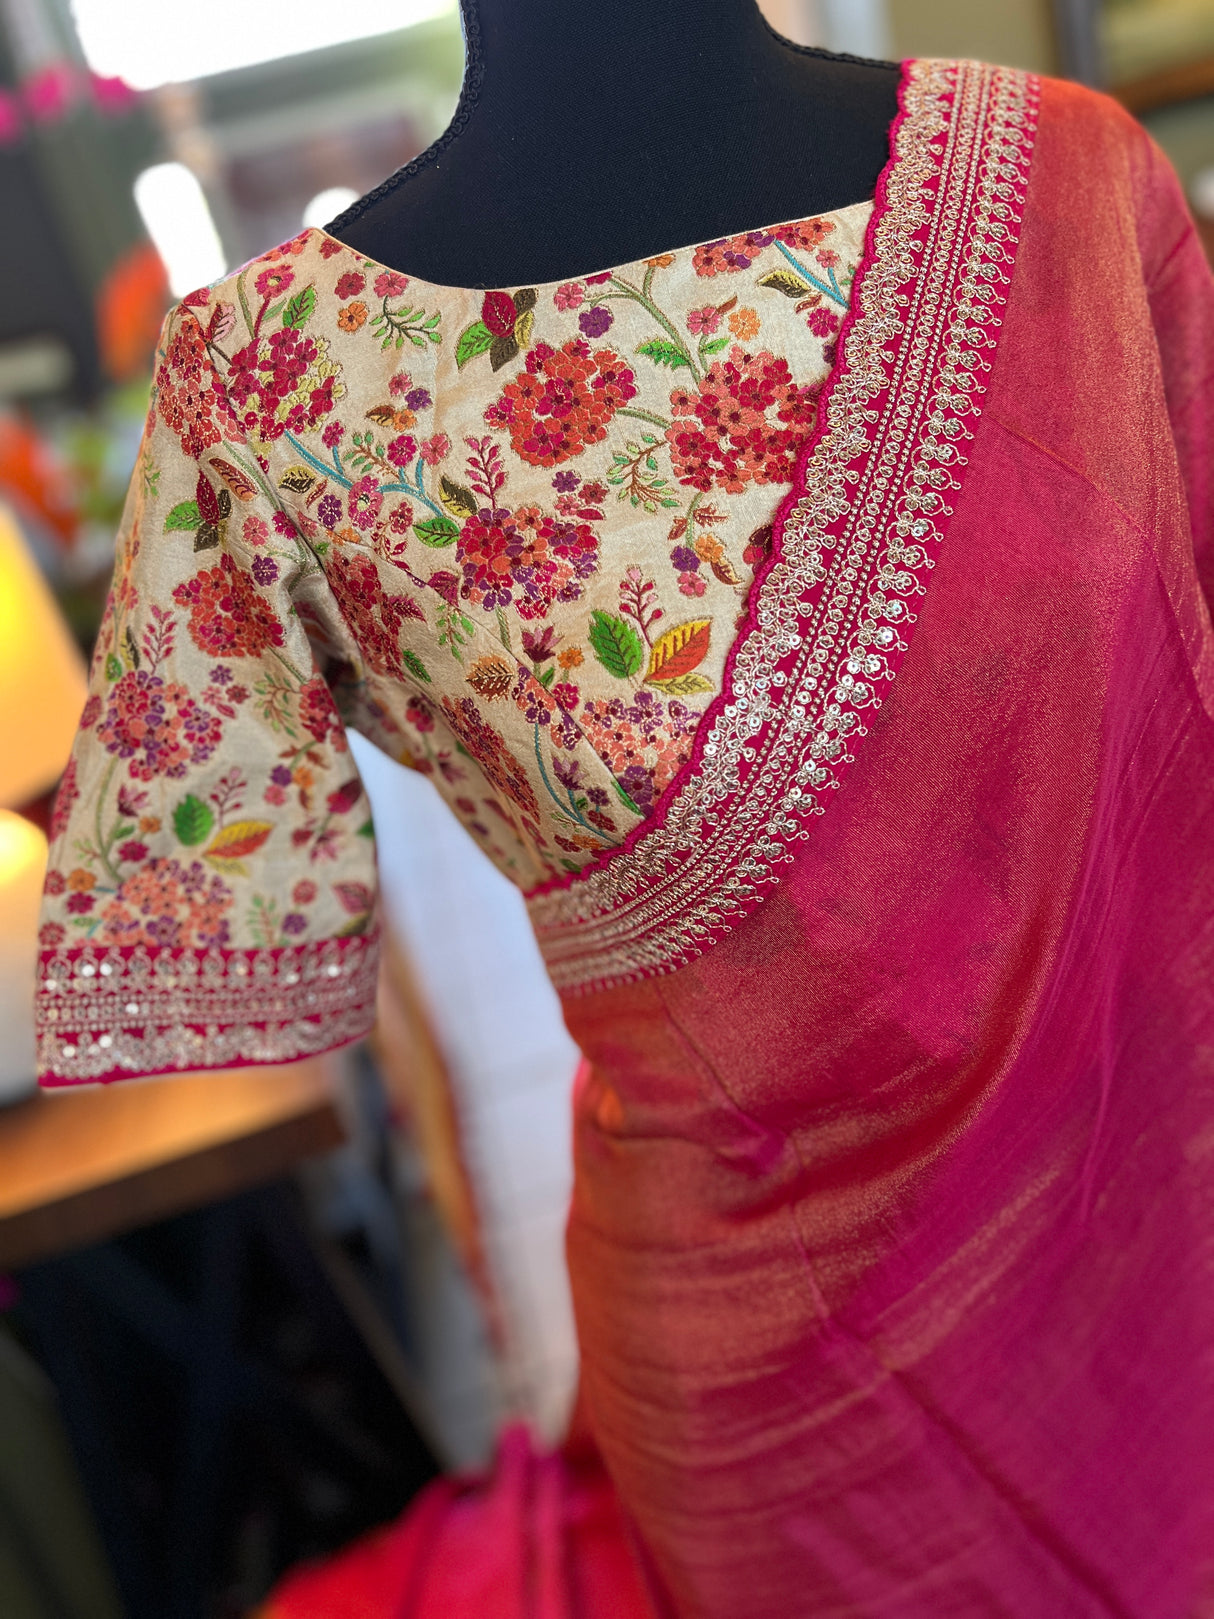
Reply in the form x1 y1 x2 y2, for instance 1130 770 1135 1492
36 201 871 1084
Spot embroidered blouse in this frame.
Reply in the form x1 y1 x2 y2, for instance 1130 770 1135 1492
35 58 1036 1084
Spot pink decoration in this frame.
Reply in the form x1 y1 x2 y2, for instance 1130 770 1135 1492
24 62 76 125
0 90 21 146
89 72 139 114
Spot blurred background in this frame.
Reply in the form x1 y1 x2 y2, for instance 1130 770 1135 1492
0 2 1211 1616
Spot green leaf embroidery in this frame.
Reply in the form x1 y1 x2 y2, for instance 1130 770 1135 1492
636 337 692 371
758 270 811 299
356 818 375 839
650 671 714 696
588 609 644 679
439 476 478 520
537 664 555 690
173 794 215 846
496 608 512 650
402 647 432 683
164 500 200 532
700 335 730 356
414 515 460 547
456 320 494 367
282 285 317 329
104 652 123 682
612 778 643 816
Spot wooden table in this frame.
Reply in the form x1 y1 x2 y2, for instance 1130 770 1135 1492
0 1060 344 1270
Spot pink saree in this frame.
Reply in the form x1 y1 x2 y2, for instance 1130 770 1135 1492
35 56 1214 1618
556 74 1214 1619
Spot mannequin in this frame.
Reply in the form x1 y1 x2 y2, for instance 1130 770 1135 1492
328 0 899 288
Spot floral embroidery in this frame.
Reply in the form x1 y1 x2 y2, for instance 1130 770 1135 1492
528 58 1039 992
38 151 886 1079
173 554 286 658
666 348 820 494
485 339 638 466
156 315 233 459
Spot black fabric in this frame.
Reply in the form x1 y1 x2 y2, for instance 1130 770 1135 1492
329 0 899 288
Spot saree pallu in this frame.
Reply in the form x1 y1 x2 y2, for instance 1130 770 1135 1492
552 76 1214 1618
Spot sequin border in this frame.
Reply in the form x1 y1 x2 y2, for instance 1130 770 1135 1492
526 59 1039 993
36 933 379 1086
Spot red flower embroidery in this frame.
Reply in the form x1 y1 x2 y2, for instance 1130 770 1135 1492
96 670 224 782
156 315 234 459
440 696 540 823
94 857 234 949
327 550 425 679
692 218 835 276
457 507 599 618
485 340 636 467
226 326 340 444
172 554 286 660
298 676 346 747
50 755 79 840
666 347 819 494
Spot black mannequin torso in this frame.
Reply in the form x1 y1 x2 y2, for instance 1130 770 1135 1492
328 0 899 288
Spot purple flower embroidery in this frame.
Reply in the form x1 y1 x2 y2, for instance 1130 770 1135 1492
577 305 613 339
251 555 279 585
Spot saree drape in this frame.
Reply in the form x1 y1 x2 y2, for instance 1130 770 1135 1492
560 73 1214 1619
33 52 1214 1618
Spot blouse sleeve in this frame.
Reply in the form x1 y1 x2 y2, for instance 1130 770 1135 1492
35 303 380 1086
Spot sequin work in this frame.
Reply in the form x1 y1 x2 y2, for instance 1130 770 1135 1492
527 58 1039 992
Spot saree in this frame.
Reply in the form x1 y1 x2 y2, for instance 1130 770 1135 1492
36 56 1214 1616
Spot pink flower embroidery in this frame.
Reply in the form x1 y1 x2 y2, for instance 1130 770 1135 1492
374 270 409 299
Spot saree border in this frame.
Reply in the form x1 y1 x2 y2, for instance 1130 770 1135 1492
526 58 1040 994
36 932 379 1086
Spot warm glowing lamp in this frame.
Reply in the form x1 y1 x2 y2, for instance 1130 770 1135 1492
0 810 47 1098
0 502 88 808
0 503 87 1098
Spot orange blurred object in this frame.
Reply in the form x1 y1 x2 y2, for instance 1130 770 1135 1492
96 239 170 383
0 414 78 546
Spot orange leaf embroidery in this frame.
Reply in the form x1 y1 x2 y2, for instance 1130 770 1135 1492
210 457 258 501
366 403 415 431
646 619 711 684
203 820 273 864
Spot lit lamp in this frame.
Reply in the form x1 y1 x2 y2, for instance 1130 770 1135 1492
0 503 88 1100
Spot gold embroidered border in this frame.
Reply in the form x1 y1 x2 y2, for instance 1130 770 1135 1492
36 934 380 1084
527 59 1038 993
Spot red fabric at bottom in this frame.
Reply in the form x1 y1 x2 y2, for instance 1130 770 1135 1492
258 1427 653 1619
